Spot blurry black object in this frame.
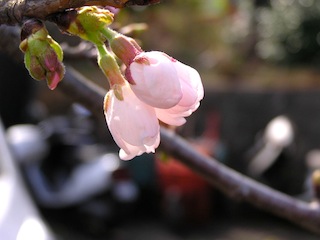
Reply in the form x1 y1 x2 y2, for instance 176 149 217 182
0 53 35 128
6 104 142 238
8 105 124 207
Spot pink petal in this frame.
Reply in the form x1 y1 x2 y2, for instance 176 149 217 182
129 51 183 109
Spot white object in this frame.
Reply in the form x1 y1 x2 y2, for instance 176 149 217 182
0 120 54 240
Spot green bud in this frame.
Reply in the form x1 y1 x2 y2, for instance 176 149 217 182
27 54 46 80
52 6 114 45
48 36 63 62
19 20 65 90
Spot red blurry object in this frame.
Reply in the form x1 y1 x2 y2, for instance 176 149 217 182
156 156 212 224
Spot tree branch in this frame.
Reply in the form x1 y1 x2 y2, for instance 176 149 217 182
159 129 320 234
0 0 160 25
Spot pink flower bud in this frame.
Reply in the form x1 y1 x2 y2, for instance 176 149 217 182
155 60 204 126
127 51 183 109
109 34 142 66
104 82 160 160
46 65 65 90
43 49 65 90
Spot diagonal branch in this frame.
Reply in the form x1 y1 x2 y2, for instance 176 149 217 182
0 0 160 25
159 129 320 234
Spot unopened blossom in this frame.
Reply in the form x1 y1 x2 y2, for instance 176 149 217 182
155 60 204 126
19 19 65 90
127 51 183 109
51 6 114 45
104 30 204 125
104 82 160 160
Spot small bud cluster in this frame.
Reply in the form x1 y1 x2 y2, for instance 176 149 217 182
19 19 65 90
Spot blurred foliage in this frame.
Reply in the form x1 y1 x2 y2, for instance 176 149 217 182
257 0 320 65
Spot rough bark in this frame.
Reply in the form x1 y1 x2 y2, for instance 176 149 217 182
0 0 160 25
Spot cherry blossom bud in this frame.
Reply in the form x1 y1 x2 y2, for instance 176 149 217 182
155 60 204 126
20 19 65 90
104 82 160 160
127 51 183 109
51 6 114 45
109 33 143 66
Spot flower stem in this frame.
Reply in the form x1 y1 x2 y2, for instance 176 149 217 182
100 27 118 41
102 27 143 66
96 44 125 87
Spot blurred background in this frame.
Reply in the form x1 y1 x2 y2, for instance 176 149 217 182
2 0 320 239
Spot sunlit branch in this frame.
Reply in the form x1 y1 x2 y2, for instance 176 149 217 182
0 0 160 25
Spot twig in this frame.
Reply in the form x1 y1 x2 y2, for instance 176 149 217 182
61 42 97 61
60 67 106 117
159 128 320 234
